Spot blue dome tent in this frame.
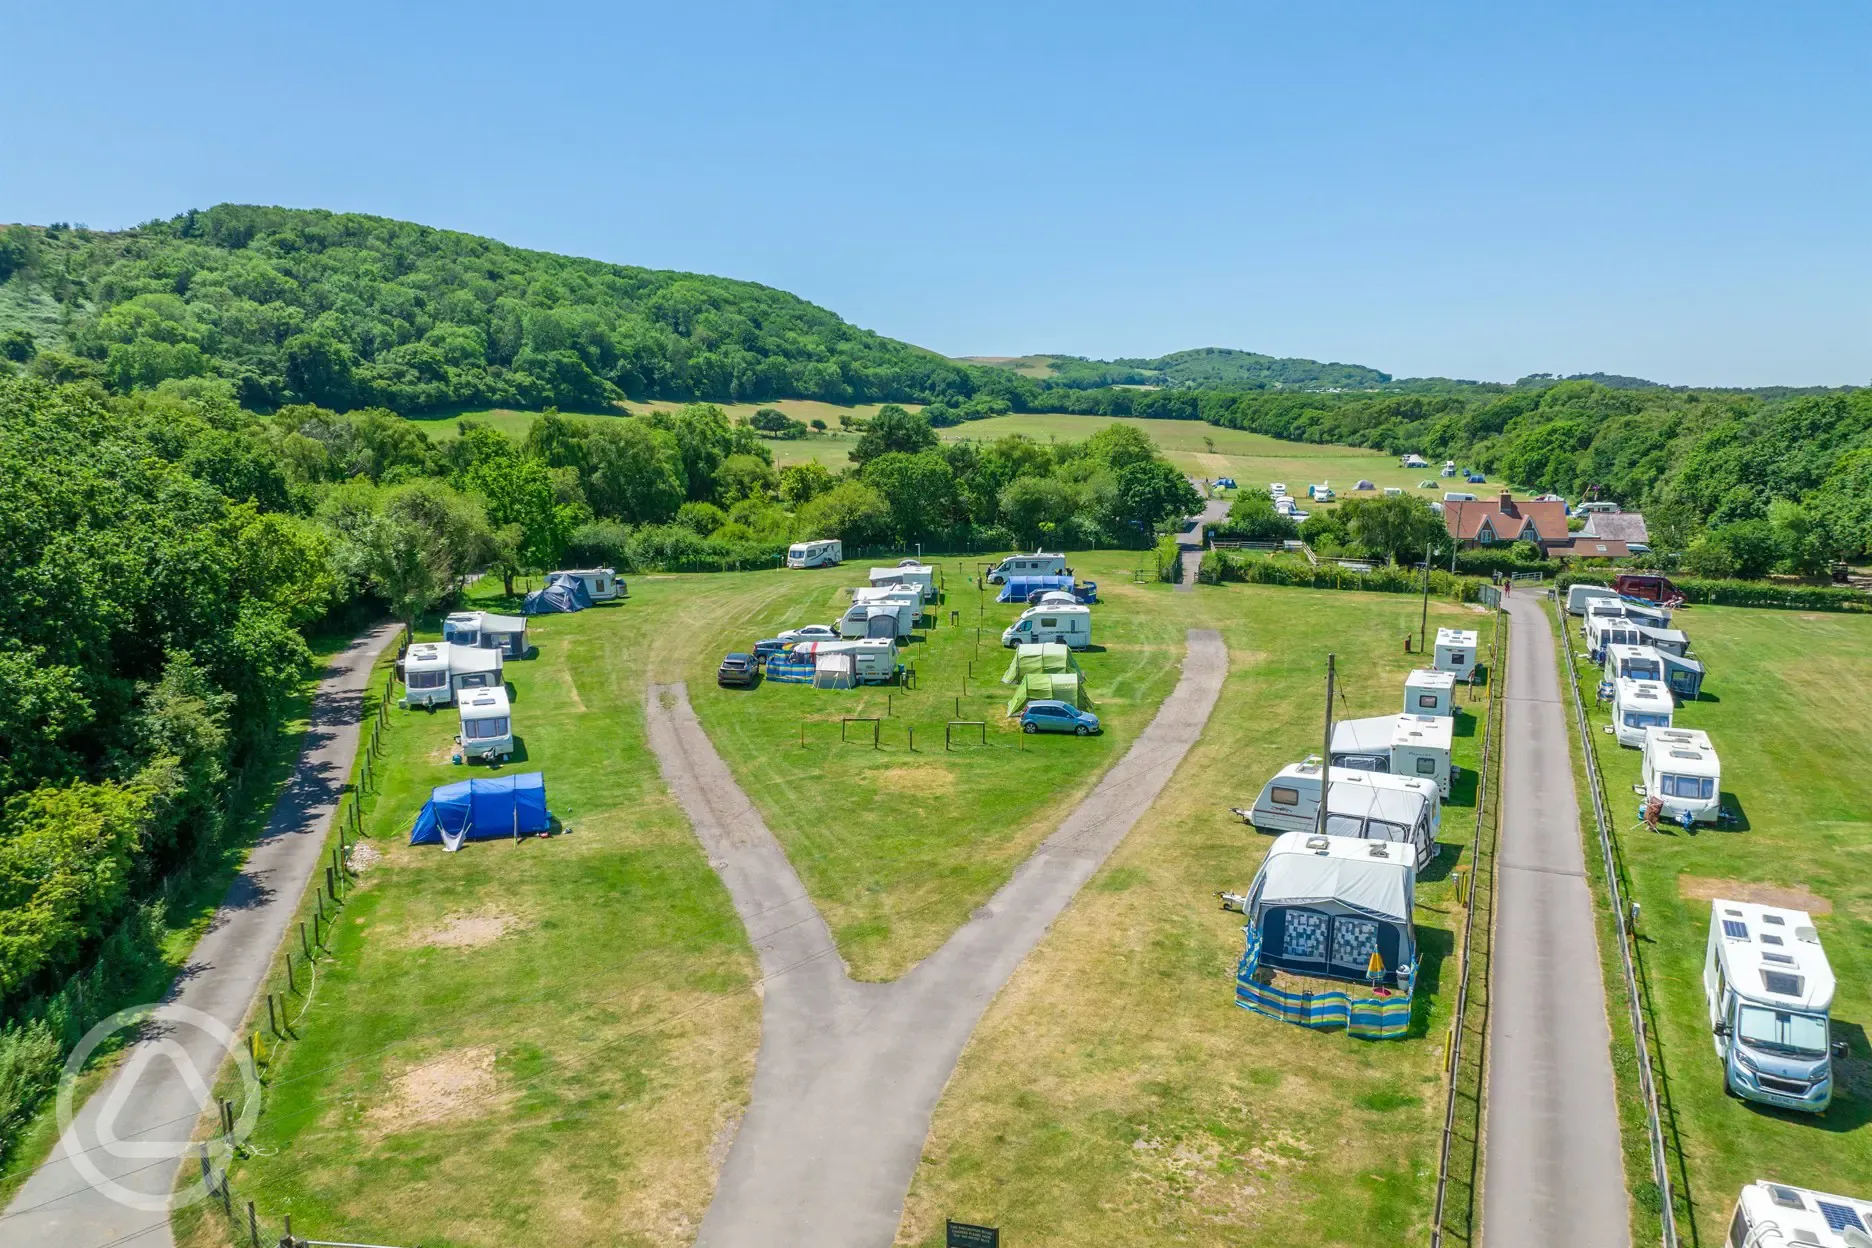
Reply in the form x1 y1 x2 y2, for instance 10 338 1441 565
522 572 594 616
410 772 552 851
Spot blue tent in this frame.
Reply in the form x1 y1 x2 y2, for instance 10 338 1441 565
522 572 593 616
996 575 1097 605
410 773 552 850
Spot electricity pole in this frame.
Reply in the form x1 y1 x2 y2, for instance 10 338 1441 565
1420 538 1432 651
1317 653 1335 836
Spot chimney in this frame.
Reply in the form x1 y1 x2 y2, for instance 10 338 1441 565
1498 492 1515 515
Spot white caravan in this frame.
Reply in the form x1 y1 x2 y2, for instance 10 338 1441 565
869 563 937 602
1566 583 1622 615
986 551 1069 584
556 567 623 601
457 686 514 763
1245 761 1442 871
1001 603 1092 649
1603 642 1664 684
1612 676 1674 747
1433 628 1479 679
787 539 843 568
788 638 898 682
1404 668 1456 717
1585 603 1646 659
1330 713 1455 797
1723 1180 1872 1248
444 610 528 658
448 644 504 696
838 603 914 640
1705 899 1841 1113
1641 727 1721 825
402 642 454 708
1269 482 1288 497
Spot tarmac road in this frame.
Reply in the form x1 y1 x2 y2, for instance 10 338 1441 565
1484 595 1630 1247
1177 492 1232 590
646 628 1226 1248
2 624 402 1248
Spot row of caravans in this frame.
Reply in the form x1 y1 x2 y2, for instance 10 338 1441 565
401 640 514 763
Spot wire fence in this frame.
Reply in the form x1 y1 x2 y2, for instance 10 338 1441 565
1428 602 1506 1247
1554 596 1679 1248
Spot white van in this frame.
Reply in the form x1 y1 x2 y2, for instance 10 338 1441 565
1246 761 1442 871
787 539 843 568
1612 676 1673 747
1330 714 1455 797
402 642 454 708
1001 603 1092 649
986 551 1068 584
1641 727 1720 825
457 686 513 763
557 567 623 601
1705 899 1841 1113
1723 1180 1872 1247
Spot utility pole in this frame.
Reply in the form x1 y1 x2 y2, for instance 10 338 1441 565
1317 653 1335 836
1420 538 1432 651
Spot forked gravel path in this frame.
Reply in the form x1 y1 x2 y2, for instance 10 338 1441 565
3 624 401 1248
646 629 1226 1248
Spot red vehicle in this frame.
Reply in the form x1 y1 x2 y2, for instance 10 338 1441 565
1614 573 1684 607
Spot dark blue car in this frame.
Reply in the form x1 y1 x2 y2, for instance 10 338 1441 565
1020 700 1101 736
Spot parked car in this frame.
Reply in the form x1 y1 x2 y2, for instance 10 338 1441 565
1019 700 1101 736
778 624 838 643
753 637 792 660
717 653 759 687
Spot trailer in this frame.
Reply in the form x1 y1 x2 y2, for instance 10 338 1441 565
1641 726 1720 825
1603 642 1663 684
1566 583 1622 615
788 638 899 683
1433 628 1479 679
869 564 937 602
1245 761 1442 871
555 567 624 601
1404 668 1456 717
402 642 454 708
1612 676 1673 747
443 610 529 659
457 686 513 763
838 603 914 639
787 539 843 568
1329 713 1455 797
1705 899 1841 1113
1241 832 1417 987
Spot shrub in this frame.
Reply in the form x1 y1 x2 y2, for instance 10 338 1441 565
1555 571 1870 612
1208 552 1487 601
1154 534 1182 583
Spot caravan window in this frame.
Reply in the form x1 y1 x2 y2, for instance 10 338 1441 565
1331 917 1381 970
1415 757 1437 775
457 672 494 688
464 716 510 740
1449 652 1466 666
1416 694 1439 709
1660 773 1714 800
1624 711 1670 729
408 670 447 689
1270 785 1301 806
1039 617 1058 628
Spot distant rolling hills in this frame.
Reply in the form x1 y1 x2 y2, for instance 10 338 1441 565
959 346 1393 391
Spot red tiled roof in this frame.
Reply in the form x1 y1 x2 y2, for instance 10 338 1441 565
1444 494 1569 544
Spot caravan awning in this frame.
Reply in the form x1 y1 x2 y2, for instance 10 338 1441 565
448 646 503 676
1256 835 1412 922
480 613 525 634
1329 715 1396 755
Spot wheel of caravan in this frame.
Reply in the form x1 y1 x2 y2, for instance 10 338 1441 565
1023 721 1038 734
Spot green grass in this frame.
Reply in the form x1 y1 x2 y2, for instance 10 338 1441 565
1562 605 1872 1244
897 582 1500 1246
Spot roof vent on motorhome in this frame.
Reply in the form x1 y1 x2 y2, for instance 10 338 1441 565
1305 836 1330 853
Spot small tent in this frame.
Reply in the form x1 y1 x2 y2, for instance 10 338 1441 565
1005 671 1091 717
410 772 551 851
1000 642 1078 685
1355 479 1376 491
523 572 593 616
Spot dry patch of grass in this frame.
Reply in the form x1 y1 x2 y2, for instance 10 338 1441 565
1676 875 1832 914
868 765 959 797
367 1047 504 1133
413 910 531 949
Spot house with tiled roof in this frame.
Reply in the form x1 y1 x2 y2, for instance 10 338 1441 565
1578 511 1650 549
1444 492 1569 551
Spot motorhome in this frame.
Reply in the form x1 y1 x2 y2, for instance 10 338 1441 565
1242 832 1416 987
1433 628 1479 679
1612 676 1673 747
838 603 913 640
1245 761 1442 871
1001 603 1092 649
1603 642 1664 684
1566 583 1622 615
1704 899 1842 1113
787 539 843 568
1722 1180 1872 1248
457 686 514 763
869 564 937 601
986 551 1069 584
789 638 898 683
1642 726 1721 825
1329 713 1455 796
1404 668 1456 717
556 567 623 601
402 642 454 708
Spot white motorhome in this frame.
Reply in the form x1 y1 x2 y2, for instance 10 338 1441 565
1705 899 1841 1113
556 567 623 601
869 564 937 602
787 539 843 568
448 644 505 696
1723 1180 1872 1248
402 642 454 708
1433 628 1479 679
457 686 513 763
1604 642 1664 684
986 551 1068 584
1245 761 1442 871
1612 676 1673 747
1330 714 1455 797
1404 668 1456 717
1641 727 1721 825
788 638 898 682
1566 583 1622 615
1001 603 1092 649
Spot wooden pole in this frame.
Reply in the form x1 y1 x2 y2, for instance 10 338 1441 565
299 922 311 960
286 955 297 994
248 1201 260 1248
267 993 279 1037
1420 539 1432 650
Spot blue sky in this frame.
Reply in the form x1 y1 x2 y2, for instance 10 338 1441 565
4 2 1867 386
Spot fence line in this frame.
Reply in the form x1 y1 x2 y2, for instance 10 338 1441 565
1428 602 1506 1246
1554 597 1678 1248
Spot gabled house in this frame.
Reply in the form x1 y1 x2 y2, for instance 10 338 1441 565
1445 493 1569 552
1578 511 1650 550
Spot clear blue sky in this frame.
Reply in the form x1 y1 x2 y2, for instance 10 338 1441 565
4 1 1868 386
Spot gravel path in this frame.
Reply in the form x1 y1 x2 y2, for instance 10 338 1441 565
3 624 402 1248
646 629 1227 1248
1484 596 1630 1247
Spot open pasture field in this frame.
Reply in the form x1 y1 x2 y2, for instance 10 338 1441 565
1563 604 1872 1244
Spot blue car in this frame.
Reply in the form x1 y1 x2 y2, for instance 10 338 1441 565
1020 700 1101 736
752 637 792 660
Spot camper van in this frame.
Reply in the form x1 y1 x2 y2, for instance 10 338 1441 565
1615 572 1682 606
1604 642 1664 684
869 564 937 602
1330 714 1455 797
1722 1180 1872 1248
402 642 454 708
457 686 514 763
1642 726 1721 825
1612 676 1673 747
986 552 1069 584
788 638 898 683
1566 583 1623 615
1246 762 1442 871
787 539 843 569
1243 832 1417 987
1001 603 1092 649
1404 669 1456 718
1704 899 1842 1113
556 567 623 601
838 603 914 640
1433 628 1479 679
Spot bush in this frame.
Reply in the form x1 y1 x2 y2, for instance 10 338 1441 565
1555 571 1870 612
1208 552 1488 601
1452 549 1557 579
1155 534 1183 583
564 520 633 570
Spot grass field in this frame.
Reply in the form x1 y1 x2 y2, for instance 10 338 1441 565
1562 605 1872 1243
896 584 1499 1247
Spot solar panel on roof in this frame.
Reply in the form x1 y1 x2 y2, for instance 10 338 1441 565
1819 1201 1868 1233
1722 920 1749 939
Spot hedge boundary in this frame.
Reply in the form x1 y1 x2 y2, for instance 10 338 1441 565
1555 571 1870 613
